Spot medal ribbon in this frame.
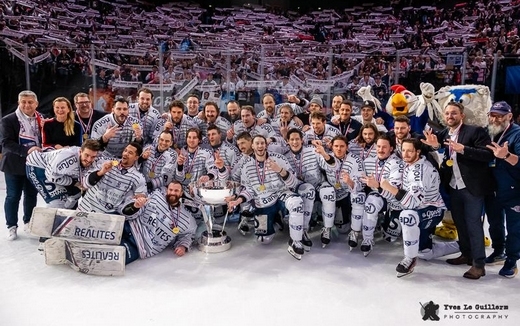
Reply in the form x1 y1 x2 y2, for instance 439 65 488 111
256 159 266 185
77 110 93 136
149 148 166 176
184 148 199 174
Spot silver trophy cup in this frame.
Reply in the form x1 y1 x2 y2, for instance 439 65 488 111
191 180 240 253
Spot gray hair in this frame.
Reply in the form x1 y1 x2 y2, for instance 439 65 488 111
18 90 38 102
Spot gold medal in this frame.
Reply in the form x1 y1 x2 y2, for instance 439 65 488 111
132 123 139 129
173 144 178 149
83 134 88 141
111 160 119 167
258 184 266 191
149 172 155 178
185 173 192 179
172 227 180 234
335 182 341 189
446 159 454 167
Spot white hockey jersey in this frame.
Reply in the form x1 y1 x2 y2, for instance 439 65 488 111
141 145 178 190
316 152 364 200
79 160 146 213
284 145 326 188
382 157 445 210
238 152 298 208
175 146 228 190
126 188 197 259
26 146 92 187
91 114 142 158
365 153 405 210
128 103 162 145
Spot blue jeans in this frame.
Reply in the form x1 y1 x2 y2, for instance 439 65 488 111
4 173 38 229
450 187 486 267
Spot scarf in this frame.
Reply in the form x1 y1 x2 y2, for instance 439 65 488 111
15 108 42 148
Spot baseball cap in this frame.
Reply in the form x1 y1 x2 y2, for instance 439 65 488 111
361 100 376 110
489 101 512 115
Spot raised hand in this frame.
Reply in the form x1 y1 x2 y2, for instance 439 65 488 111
421 129 440 148
266 158 282 173
103 125 120 141
486 141 509 159
214 151 224 169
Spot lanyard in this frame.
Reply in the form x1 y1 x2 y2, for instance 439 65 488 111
77 110 93 136
496 123 512 145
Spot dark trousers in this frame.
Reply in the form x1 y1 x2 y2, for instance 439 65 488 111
450 187 486 267
484 193 505 253
4 173 38 229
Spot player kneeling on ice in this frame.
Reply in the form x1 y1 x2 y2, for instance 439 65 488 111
378 139 446 277
121 181 197 264
226 135 306 260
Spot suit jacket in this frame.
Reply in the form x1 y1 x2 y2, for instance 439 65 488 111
436 124 495 197
0 112 41 175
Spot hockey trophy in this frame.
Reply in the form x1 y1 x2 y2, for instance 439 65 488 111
191 180 240 253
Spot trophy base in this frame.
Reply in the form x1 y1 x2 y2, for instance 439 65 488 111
198 230 232 253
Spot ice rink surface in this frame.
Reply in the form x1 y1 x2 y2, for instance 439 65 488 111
0 174 517 326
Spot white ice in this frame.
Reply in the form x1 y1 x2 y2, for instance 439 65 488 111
0 173 517 326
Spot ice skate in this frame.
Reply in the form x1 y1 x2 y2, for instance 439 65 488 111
347 230 359 251
321 227 331 248
288 239 304 260
360 239 374 257
396 256 417 278
237 218 250 236
301 231 312 252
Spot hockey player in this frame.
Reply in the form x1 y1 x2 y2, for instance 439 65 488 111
358 134 405 256
175 128 228 198
285 128 336 249
379 138 446 277
200 102 232 141
26 139 102 209
348 123 379 159
120 181 197 264
205 125 239 170
227 135 305 260
91 98 143 158
315 135 365 247
141 131 177 193
153 100 200 149
270 104 303 139
227 106 285 153
78 142 147 214
128 88 162 145
256 93 307 122
304 111 341 151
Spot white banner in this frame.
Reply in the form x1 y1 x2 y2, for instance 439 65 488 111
175 77 199 100
31 52 50 64
112 81 142 89
245 80 277 88
92 59 120 70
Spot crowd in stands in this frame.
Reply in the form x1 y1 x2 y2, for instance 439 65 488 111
1 0 520 112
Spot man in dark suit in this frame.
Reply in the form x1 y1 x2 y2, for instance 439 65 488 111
422 101 494 279
0 90 43 240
